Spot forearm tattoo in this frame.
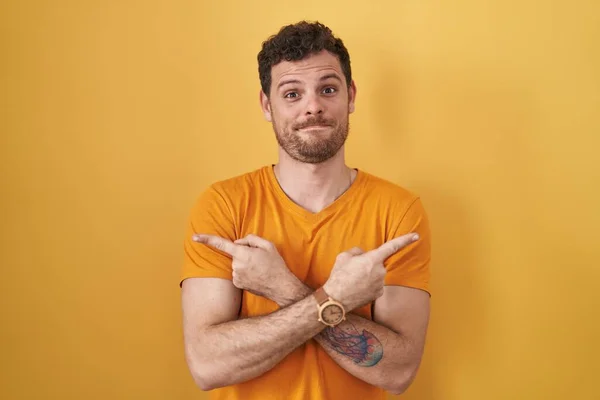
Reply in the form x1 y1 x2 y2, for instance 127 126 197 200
321 322 383 367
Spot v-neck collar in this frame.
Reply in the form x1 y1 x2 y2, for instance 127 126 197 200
264 164 365 221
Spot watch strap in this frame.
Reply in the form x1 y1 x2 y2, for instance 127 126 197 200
314 287 329 306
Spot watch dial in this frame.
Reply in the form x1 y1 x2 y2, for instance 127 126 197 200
322 304 343 324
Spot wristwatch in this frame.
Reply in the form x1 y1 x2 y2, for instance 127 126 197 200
314 287 346 327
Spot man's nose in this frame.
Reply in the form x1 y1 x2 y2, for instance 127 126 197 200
304 93 324 115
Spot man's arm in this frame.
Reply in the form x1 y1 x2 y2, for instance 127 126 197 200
181 277 326 391
280 284 430 395
183 233 419 391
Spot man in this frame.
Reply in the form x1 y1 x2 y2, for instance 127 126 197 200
180 21 431 400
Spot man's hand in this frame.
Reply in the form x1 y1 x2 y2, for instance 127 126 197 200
323 233 420 311
192 233 304 306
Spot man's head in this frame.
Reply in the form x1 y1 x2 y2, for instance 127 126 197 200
257 21 357 164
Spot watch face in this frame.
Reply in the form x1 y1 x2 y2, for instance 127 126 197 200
322 304 344 325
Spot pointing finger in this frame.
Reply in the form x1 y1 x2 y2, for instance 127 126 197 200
192 234 240 257
369 233 420 263
234 234 274 250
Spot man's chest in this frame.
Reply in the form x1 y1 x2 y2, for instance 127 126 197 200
237 204 385 288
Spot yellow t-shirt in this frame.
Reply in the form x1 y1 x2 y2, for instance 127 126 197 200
180 165 431 400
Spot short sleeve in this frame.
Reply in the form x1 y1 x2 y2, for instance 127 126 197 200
383 197 432 295
180 185 237 286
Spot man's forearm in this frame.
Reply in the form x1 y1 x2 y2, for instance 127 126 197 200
280 284 418 394
316 314 419 394
190 293 325 390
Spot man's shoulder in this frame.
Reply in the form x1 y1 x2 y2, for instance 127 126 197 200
357 170 426 223
359 169 420 203
204 165 270 198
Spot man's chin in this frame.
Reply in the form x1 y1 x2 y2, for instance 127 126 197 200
289 146 339 164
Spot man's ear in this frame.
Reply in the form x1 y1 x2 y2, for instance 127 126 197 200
348 80 357 114
259 90 272 122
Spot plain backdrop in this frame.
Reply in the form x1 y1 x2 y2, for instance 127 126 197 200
1 1 599 399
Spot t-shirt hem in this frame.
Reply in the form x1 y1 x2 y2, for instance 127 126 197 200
384 279 431 296
179 272 233 287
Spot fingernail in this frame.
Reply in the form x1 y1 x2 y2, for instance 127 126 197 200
192 234 201 242
412 234 420 241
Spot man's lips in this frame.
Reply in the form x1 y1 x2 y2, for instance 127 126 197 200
297 124 331 130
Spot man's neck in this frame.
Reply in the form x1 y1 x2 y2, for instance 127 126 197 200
273 149 357 214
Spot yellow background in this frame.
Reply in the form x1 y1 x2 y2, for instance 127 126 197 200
2 1 599 399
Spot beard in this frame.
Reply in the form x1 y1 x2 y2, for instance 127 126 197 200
271 114 349 164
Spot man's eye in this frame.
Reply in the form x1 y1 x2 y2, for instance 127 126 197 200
323 87 337 94
285 92 298 98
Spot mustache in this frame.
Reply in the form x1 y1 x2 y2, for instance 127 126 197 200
293 117 334 130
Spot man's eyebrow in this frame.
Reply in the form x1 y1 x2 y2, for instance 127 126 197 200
320 73 342 83
277 79 301 90
276 73 343 90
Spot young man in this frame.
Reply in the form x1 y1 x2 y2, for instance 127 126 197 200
180 21 431 400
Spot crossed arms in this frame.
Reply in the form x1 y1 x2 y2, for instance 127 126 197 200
181 233 430 395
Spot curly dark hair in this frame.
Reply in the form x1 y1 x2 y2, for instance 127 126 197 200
257 21 352 96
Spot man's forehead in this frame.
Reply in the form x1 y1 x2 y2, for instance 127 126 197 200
271 51 343 84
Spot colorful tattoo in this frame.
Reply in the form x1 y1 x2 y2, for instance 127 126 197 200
321 322 383 367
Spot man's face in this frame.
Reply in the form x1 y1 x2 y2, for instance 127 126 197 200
260 50 357 164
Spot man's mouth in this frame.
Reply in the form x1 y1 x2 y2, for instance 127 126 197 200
297 123 331 130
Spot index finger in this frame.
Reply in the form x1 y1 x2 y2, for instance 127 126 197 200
368 233 420 263
192 234 240 257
